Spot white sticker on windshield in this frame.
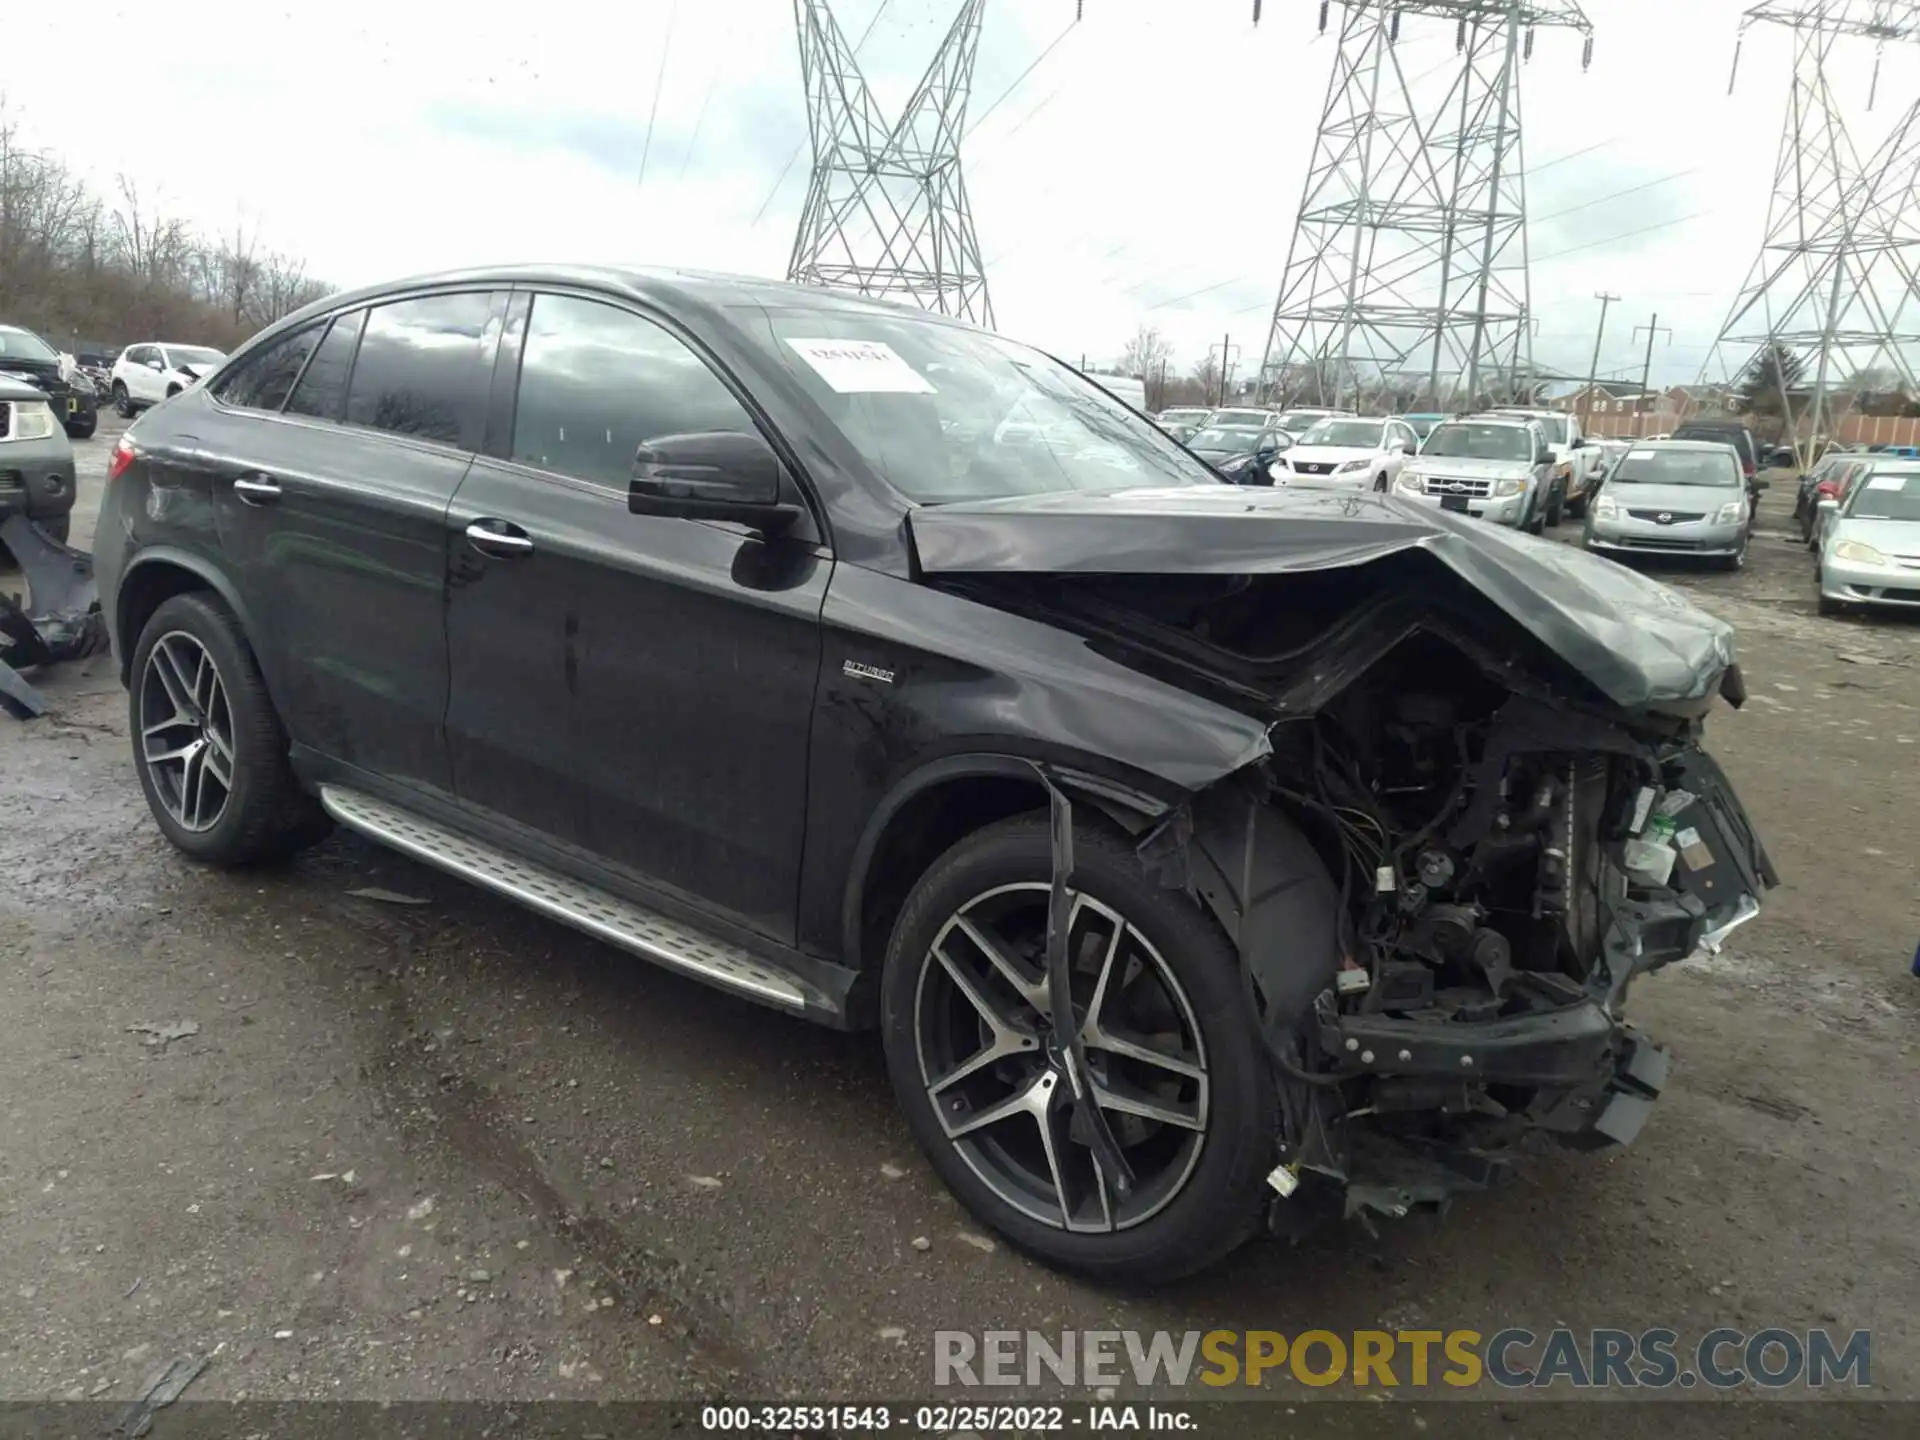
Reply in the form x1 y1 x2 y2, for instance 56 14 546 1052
1627 449 1658 460
784 338 936 395
1866 474 1910 490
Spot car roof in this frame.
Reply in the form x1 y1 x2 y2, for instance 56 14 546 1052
1451 414 1538 428
284 263 977 334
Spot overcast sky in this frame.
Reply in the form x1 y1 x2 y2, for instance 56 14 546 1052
10 0 1919 386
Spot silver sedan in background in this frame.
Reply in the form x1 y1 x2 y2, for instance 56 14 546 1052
1817 461 1920 616
1583 440 1757 570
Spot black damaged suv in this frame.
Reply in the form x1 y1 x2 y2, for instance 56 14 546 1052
93 267 1776 1280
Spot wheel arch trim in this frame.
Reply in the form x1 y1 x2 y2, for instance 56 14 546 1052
115 549 265 687
839 750 1175 971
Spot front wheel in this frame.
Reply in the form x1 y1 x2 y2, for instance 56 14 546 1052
1545 479 1566 527
880 815 1279 1283
66 413 97 440
129 592 332 866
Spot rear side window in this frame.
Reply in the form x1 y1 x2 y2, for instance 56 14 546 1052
509 293 757 488
344 292 494 450
213 326 323 412
286 310 365 422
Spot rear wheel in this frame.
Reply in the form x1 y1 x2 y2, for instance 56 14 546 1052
65 413 96 440
112 382 133 418
129 592 332 866
880 815 1279 1282
1567 491 1588 520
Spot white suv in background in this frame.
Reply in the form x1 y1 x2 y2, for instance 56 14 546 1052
1269 415 1418 491
110 343 228 416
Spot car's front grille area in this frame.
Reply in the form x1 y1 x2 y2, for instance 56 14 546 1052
1615 535 1710 551
1627 509 1706 524
1423 475 1493 498
0 469 25 496
1292 461 1336 475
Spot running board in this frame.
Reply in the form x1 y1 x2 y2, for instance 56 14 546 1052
318 785 814 1013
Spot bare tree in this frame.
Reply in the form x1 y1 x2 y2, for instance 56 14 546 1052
1119 324 1175 407
1190 352 1221 405
0 101 333 349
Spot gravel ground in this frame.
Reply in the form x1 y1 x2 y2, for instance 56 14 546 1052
2 419 1916 1427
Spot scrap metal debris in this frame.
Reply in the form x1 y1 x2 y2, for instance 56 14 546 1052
126 1020 200 1051
0 513 107 720
110 1352 209 1438
347 887 430 906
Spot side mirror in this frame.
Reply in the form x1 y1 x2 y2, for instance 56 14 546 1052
629 430 799 533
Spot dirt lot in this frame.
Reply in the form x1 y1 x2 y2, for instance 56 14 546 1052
3 422 1916 1429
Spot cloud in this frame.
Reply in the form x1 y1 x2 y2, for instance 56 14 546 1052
10 0 1920 388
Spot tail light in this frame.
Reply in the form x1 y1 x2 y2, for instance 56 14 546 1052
107 435 137 483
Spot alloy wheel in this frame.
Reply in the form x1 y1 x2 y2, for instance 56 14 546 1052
912 883 1210 1233
139 631 236 832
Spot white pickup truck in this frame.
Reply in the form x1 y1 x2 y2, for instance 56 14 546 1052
1488 407 1607 521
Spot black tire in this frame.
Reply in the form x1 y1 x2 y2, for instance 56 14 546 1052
112 382 133 418
165 384 182 399
880 815 1280 1283
128 591 332 866
1718 540 1747 573
66 414 96 440
1373 472 1388 493
1567 491 1588 520
1817 591 1845 617
1525 486 1546 534
1545 479 1566 527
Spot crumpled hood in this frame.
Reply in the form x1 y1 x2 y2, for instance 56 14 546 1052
906 484 1738 711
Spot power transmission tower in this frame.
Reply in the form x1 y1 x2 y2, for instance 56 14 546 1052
787 0 995 328
1260 1 1593 412
1706 1 1920 468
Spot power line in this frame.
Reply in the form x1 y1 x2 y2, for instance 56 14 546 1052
1530 167 1701 226
961 18 1077 143
1532 209 1713 265
637 0 679 191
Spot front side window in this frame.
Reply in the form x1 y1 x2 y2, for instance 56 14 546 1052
286 310 365 422
1609 449 1741 487
344 292 495 450
213 327 323 412
511 293 758 488
736 302 1218 503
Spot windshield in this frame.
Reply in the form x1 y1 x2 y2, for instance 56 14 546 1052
1846 470 1920 521
1401 415 1443 438
1189 426 1261 451
1210 409 1270 427
1300 418 1384 448
0 327 59 363
741 304 1220 502
1274 410 1337 432
1420 423 1531 461
1527 414 1570 445
167 346 225 368
1159 408 1208 423
1610 449 1740 488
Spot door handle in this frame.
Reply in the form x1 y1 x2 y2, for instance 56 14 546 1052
232 475 282 505
465 519 534 558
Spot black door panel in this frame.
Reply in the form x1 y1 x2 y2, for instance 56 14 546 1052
211 417 469 791
444 459 827 939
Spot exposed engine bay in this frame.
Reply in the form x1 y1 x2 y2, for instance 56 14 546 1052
946 565 1779 1229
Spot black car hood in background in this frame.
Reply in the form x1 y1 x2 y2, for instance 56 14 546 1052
906 485 1739 711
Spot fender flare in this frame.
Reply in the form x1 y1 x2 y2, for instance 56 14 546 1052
116 548 265 683
838 751 1175 967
